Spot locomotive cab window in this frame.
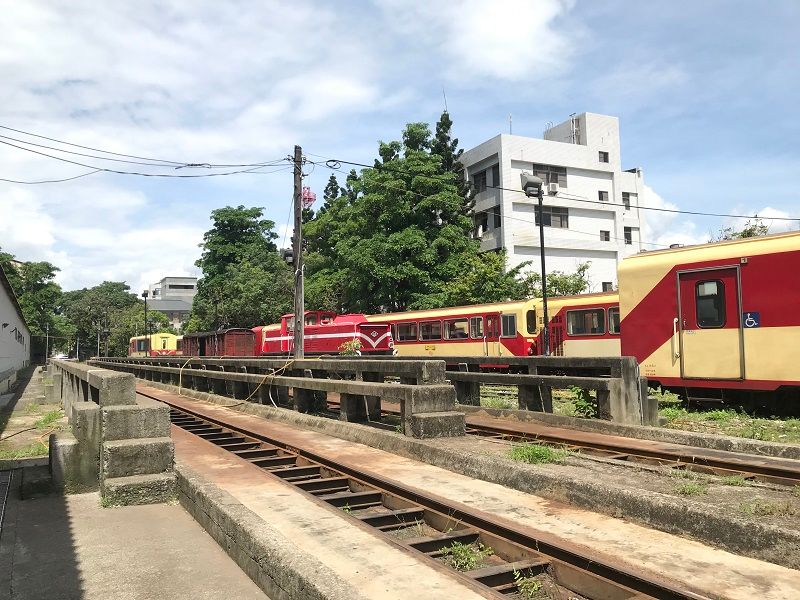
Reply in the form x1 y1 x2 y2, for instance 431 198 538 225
419 320 442 341
444 319 469 339
526 309 537 334
396 322 418 342
161 338 168 349
566 309 606 335
501 314 517 338
608 307 621 335
470 316 484 339
696 280 725 328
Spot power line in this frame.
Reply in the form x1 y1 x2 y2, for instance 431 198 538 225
0 169 102 185
0 124 286 168
0 139 292 179
311 154 800 222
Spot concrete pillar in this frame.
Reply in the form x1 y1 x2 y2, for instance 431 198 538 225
339 393 367 423
361 372 382 420
293 370 325 413
453 381 481 406
518 385 553 413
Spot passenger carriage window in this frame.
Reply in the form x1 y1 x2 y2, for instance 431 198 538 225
444 319 469 339
470 316 484 339
526 310 537 334
501 314 517 338
566 309 606 335
608 307 621 335
162 338 168 349
396 322 418 342
305 314 317 326
696 280 725 328
419 320 442 341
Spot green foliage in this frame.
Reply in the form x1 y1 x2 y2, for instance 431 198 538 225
509 443 569 464
442 541 493 571
720 475 749 486
338 339 362 356
35 410 63 430
568 386 597 418
514 570 543 598
704 409 738 422
186 206 292 331
675 482 707 496
0 441 49 460
739 499 797 517
516 262 592 298
711 217 769 242
649 386 681 405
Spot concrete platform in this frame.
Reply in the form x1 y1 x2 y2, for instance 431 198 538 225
0 472 270 600
163 392 800 600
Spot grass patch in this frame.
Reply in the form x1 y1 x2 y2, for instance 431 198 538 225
658 407 800 444
481 396 515 410
24 402 41 415
675 482 707 496
668 468 698 480
35 410 63 430
0 441 48 460
739 499 798 517
719 475 749 486
514 570 543 598
442 541 493 571
509 443 569 465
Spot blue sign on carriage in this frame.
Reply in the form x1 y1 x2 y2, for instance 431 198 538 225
743 312 760 328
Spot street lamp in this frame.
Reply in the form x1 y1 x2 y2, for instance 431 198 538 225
141 290 149 356
520 172 550 356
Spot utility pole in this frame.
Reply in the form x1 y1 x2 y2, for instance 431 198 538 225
45 322 49 361
520 172 550 356
292 145 304 359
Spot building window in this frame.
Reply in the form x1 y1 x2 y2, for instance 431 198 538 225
600 230 610 242
169 284 195 290
419 320 442 341
501 314 517 337
602 282 614 292
491 164 500 187
396 322 417 342
624 227 633 245
622 192 630 210
535 205 568 228
566 309 606 335
472 170 487 192
474 212 489 237
492 207 502 228
696 281 726 328
599 151 609 163
598 191 609 202
531 163 567 187
608 307 621 334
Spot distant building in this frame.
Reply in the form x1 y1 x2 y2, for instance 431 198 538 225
460 112 645 291
147 276 197 332
1 264 30 392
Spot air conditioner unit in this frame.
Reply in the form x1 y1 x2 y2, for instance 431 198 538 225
547 182 559 195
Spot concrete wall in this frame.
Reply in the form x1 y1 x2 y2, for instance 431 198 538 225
0 267 30 392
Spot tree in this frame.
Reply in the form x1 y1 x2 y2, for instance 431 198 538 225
710 217 769 242
186 206 293 331
514 262 592 298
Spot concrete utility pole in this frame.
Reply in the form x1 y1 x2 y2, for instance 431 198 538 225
45 322 49 360
292 145 304 359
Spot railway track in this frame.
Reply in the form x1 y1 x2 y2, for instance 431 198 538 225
325 399 800 487
145 388 707 600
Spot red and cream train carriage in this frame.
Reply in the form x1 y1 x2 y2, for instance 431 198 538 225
618 231 800 403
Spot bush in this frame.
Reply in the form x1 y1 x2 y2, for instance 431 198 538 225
568 386 597 418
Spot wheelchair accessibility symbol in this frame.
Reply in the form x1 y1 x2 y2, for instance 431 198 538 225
743 312 760 328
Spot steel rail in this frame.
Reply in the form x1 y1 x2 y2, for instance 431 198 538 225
143 387 708 600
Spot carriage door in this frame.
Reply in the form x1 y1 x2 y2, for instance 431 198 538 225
678 267 743 380
486 314 501 356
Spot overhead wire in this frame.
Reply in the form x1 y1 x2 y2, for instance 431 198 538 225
309 153 800 223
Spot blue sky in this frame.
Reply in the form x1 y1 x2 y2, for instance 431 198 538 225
1 0 798 291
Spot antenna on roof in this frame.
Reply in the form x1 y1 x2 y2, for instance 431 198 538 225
442 88 448 113
509 114 512 134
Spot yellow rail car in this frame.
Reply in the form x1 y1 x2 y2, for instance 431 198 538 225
618 231 800 403
128 332 182 357
535 291 620 357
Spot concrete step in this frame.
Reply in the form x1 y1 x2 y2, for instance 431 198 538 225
102 437 173 478
101 472 176 506
20 465 53 499
406 411 466 439
102 399 170 441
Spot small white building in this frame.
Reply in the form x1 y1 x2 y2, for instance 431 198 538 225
1 265 30 393
461 112 645 291
147 276 198 332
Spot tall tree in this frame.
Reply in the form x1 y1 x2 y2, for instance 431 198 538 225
710 217 769 242
186 206 292 331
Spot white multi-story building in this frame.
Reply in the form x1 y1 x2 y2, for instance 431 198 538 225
147 276 198 332
461 112 645 292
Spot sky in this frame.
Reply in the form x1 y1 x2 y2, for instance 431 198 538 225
1 0 798 292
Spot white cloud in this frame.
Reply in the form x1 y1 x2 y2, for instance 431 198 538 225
376 0 575 82
639 184 705 248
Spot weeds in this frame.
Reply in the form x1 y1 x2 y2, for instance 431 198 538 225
568 386 597 418
481 396 515 410
341 503 352 514
25 402 41 414
509 443 569 465
442 541 493 571
719 475 749 486
668 468 697 480
514 570 543 598
0 441 49 460
35 410 63 430
704 409 738 422
739 500 798 517
649 386 681 405
675 482 707 496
